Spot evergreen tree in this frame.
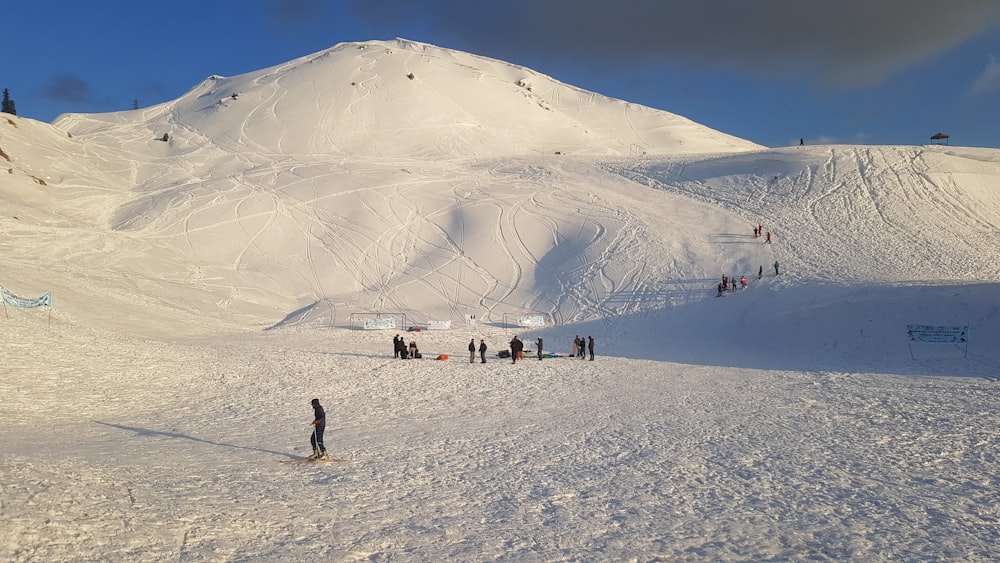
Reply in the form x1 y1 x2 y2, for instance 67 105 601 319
1 89 16 116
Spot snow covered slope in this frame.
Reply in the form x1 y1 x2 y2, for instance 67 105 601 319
2 39 1000 562
611 144 1000 283
1 39 998 342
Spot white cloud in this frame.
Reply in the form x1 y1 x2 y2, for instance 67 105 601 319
971 55 1000 95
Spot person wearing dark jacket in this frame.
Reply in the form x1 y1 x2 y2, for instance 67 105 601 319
537 337 544 360
469 338 476 363
588 336 595 361
308 398 328 460
479 339 487 363
510 336 523 364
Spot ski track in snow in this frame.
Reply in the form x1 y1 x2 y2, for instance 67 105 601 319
612 146 1000 286
1 320 997 561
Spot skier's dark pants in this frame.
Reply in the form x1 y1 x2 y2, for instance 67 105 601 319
311 426 326 454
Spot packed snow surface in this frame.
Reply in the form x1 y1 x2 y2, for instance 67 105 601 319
1 39 998 561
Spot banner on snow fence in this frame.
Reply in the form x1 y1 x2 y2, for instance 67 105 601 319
2 285 52 308
906 325 968 343
363 317 396 330
517 315 546 327
906 324 968 360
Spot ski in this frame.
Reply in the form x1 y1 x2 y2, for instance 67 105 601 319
280 457 347 464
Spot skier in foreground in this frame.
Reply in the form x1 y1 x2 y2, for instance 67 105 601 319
308 398 329 460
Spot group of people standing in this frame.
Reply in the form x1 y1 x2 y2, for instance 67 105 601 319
393 334 420 359
752 223 772 244
508 335 595 363
469 338 488 363
572 335 595 361
719 274 749 296
393 334 595 363
715 222 782 297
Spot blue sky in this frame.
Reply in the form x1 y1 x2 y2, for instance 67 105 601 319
4 1 1000 148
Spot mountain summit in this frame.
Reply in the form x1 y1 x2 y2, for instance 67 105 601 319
55 38 762 159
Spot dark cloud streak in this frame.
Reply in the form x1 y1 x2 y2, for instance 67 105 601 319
42 75 91 103
350 0 1000 89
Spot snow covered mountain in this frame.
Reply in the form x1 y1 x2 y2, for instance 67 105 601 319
55 38 762 159
0 38 997 344
3 39 1000 341
3 38 762 334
